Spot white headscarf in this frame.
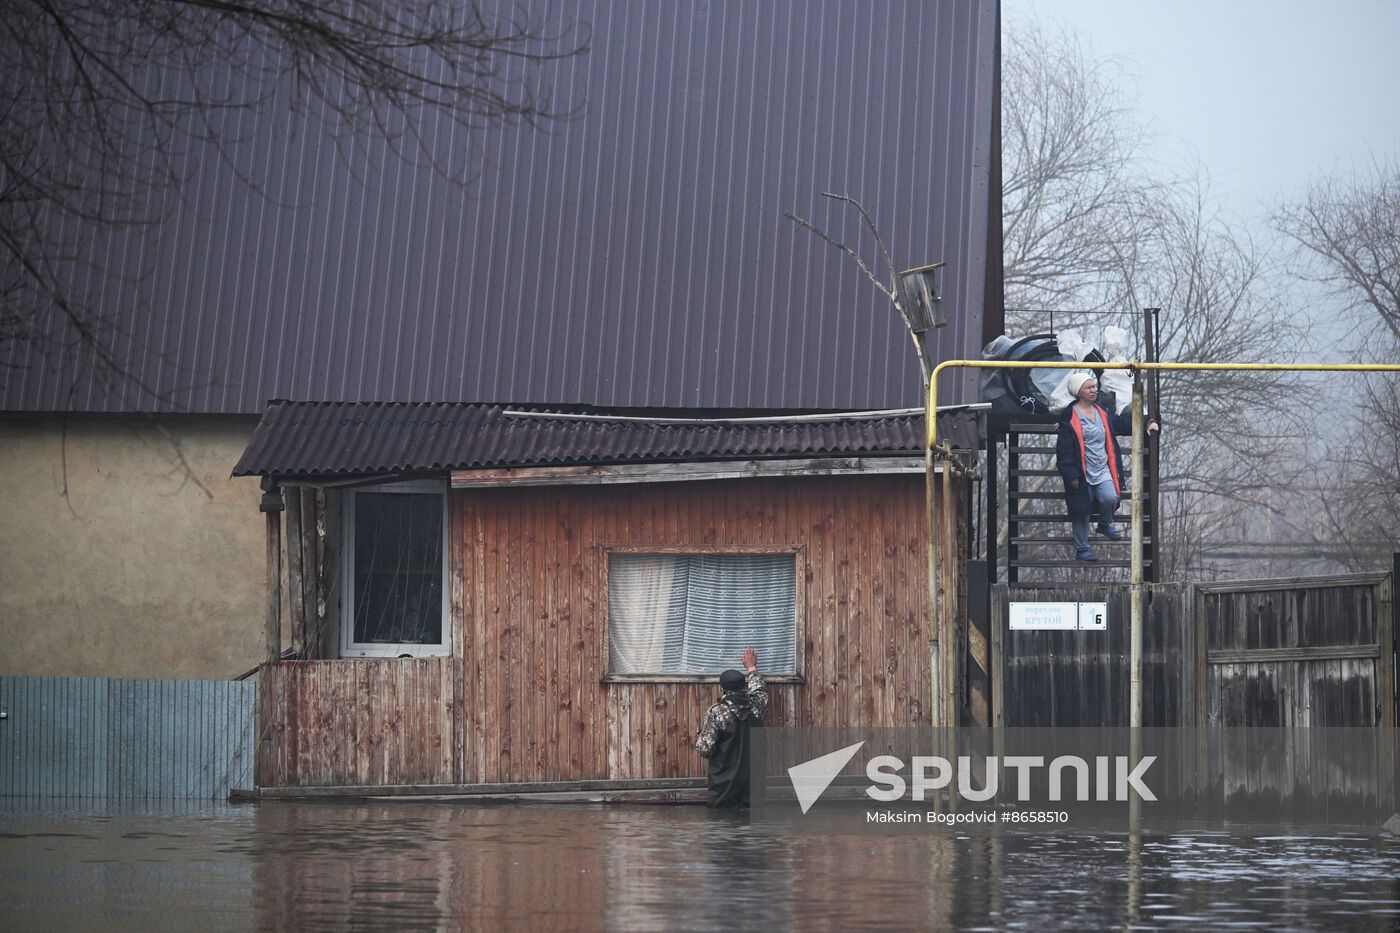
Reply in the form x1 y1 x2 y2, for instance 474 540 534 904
1050 370 1097 412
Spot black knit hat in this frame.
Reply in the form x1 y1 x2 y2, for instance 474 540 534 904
719 669 747 691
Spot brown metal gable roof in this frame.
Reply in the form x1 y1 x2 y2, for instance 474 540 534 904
232 400 979 477
6 0 1001 414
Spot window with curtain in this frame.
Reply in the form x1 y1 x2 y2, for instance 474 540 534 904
341 480 449 657
607 552 797 675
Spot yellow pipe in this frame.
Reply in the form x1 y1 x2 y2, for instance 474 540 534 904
1128 375 1144 829
927 360 1400 448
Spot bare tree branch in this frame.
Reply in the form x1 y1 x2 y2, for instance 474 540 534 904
819 191 900 294
782 209 898 305
1 0 589 396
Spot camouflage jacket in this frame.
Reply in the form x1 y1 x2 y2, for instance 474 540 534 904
694 670 768 758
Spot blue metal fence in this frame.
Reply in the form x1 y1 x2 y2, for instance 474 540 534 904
0 677 256 800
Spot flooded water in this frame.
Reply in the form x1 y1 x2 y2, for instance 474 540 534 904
2 801 1400 930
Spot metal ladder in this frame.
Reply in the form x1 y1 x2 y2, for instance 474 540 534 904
1004 418 1154 582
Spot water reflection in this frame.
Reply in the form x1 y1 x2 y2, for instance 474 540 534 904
2 801 1400 930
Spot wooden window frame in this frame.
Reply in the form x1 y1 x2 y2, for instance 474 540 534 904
600 544 806 684
339 479 452 659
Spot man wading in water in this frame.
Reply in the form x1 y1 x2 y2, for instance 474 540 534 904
694 647 768 808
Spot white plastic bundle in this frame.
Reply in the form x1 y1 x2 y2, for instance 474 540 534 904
1098 325 1134 413
1101 325 1132 360
1055 327 1092 363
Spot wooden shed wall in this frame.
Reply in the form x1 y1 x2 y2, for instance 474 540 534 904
458 475 947 784
258 473 957 788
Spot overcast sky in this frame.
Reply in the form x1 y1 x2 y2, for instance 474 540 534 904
1009 0 1400 226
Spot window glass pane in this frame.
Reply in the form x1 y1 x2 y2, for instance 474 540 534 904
682 554 796 672
352 492 443 645
608 553 796 675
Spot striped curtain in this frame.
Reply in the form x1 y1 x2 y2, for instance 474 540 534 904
608 553 796 674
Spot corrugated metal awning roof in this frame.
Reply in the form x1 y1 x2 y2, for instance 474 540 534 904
232 401 981 478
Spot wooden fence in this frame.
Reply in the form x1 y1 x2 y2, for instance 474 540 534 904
991 572 1397 814
0 676 256 799
1200 573 1395 728
992 582 1194 727
991 572 1395 729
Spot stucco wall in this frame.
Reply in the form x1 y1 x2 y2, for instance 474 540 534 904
0 416 266 679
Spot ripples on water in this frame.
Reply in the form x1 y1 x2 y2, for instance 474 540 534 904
2 801 1399 930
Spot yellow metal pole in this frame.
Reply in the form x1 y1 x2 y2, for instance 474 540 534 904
927 441 941 733
942 451 957 732
1129 373 1144 829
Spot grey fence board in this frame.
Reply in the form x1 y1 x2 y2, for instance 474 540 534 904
995 582 1192 728
994 574 1394 730
0 676 255 800
1202 577 1391 728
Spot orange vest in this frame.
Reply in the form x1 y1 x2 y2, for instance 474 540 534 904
1068 404 1122 496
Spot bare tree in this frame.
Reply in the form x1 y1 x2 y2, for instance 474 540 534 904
1104 179 1306 578
1001 15 1305 579
1276 163 1400 346
1275 162 1400 566
1 0 586 400
1002 17 1150 316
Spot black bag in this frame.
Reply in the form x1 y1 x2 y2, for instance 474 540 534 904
979 333 1108 414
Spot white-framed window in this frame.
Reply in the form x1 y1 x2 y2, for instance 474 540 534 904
606 549 799 678
340 479 450 658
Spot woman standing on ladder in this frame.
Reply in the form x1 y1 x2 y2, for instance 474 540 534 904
1056 372 1158 561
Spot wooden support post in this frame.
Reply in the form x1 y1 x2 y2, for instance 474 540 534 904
285 487 306 659
990 582 1005 730
966 560 991 728
1386 553 1398 729
1375 563 1396 814
266 511 282 663
262 481 285 664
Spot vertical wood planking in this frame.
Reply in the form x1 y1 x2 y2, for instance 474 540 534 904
443 474 934 783
1202 580 1387 729
999 583 1190 728
449 487 465 783
251 660 456 787
254 474 943 787
466 491 486 783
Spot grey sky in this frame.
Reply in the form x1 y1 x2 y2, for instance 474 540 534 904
1010 0 1400 223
